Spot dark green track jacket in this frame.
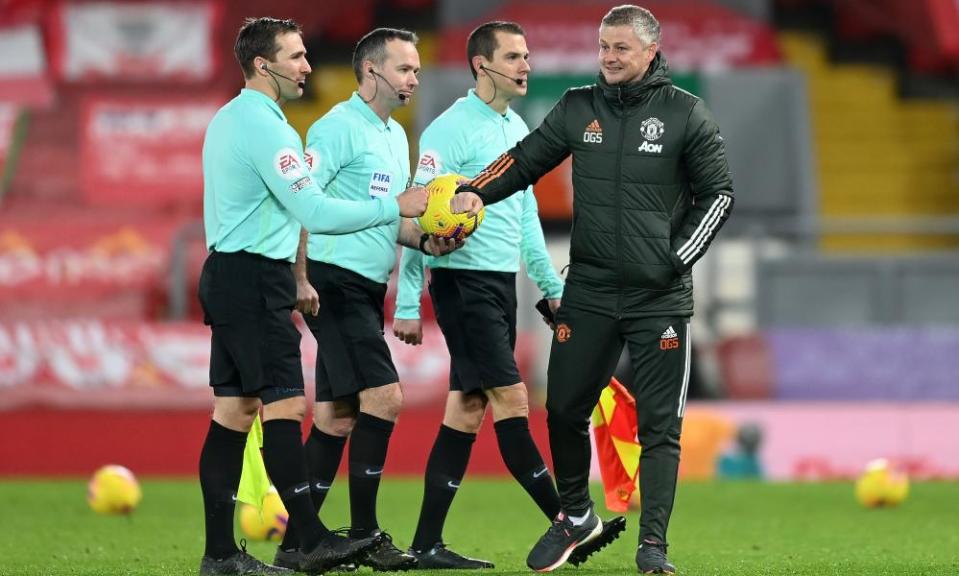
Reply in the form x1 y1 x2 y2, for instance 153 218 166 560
468 53 734 318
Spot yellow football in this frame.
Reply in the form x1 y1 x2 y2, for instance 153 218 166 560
855 458 909 508
87 465 142 515
419 173 485 241
239 486 289 541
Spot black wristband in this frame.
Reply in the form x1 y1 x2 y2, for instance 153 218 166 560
418 233 431 255
455 183 481 196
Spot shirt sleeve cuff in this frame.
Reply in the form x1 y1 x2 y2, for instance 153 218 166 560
393 306 421 320
382 197 401 222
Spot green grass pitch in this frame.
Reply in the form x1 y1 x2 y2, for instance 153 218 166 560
1 478 957 575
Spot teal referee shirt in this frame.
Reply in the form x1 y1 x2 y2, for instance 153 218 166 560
203 89 399 261
395 89 563 320
304 93 412 284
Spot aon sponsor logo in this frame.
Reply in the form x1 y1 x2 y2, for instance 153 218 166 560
638 141 663 153
583 131 603 143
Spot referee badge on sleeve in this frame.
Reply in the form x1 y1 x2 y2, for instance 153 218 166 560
273 148 306 180
368 171 393 198
415 150 441 183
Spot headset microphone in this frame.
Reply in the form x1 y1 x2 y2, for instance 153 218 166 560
369 68 408 102
261 63 306 88
480 64 525 86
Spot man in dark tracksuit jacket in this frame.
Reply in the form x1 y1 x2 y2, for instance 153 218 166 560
452 6 733 574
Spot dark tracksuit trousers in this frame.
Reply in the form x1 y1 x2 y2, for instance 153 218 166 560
545 305 692 545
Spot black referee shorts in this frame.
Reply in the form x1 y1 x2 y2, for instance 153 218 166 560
197 250 305 405
305 261 399 402
429 268 522 393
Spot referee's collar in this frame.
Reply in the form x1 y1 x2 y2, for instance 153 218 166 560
240 88 285 121
348 92 392 133
466 89 513 123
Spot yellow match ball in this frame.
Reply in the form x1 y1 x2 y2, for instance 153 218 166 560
419 173 485 241
855 458 909 508
87 465 142 515
239 486 289 541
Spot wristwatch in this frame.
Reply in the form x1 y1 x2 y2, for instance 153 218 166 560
418 233 431 255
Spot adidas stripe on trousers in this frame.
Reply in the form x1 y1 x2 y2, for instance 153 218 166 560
544 306 691 545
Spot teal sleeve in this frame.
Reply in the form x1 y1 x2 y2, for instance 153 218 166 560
519 188 564 299
248 124 399 234
395 246 427 320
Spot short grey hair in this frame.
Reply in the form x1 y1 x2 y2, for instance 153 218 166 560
601 5 661 46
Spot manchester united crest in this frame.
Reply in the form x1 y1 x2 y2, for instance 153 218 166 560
640 117 665 141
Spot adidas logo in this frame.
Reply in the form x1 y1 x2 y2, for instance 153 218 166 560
660 325 679 350
583 119 603 144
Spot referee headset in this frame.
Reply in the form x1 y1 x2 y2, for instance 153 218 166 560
363 66 408 103
476 61 525 106
260 60 305 101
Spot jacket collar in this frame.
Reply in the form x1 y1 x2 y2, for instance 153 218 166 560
598 51 672 107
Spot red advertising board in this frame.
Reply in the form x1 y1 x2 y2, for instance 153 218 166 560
0 210 183 319
49 1 220 83
0 319 536 411
79 96 221 207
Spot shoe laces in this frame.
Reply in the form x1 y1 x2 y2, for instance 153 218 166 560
541 515 575 545
640 539 669 560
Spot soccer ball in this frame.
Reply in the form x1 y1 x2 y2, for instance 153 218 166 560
418 173 485 241
855 458 909 508
87 465 142 515
239 486 289 541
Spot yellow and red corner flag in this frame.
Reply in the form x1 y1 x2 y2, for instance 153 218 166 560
591 378 641 513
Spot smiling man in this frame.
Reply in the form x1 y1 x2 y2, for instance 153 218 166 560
449 5 735 574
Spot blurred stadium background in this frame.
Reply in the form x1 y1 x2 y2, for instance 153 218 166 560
1 0 958 492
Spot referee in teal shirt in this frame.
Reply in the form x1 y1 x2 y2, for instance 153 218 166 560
277 28 458 572
391 22 624 569
197 18 429 576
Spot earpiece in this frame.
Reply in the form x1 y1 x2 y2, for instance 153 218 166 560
367 67 408 102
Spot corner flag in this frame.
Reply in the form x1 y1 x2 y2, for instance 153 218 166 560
591 378 641 513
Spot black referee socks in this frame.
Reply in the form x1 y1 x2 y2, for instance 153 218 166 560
262 418 327 551
199 420 247 559
348 412 395 537
494 416 562 520
280 425 347 551
412 424 476 552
